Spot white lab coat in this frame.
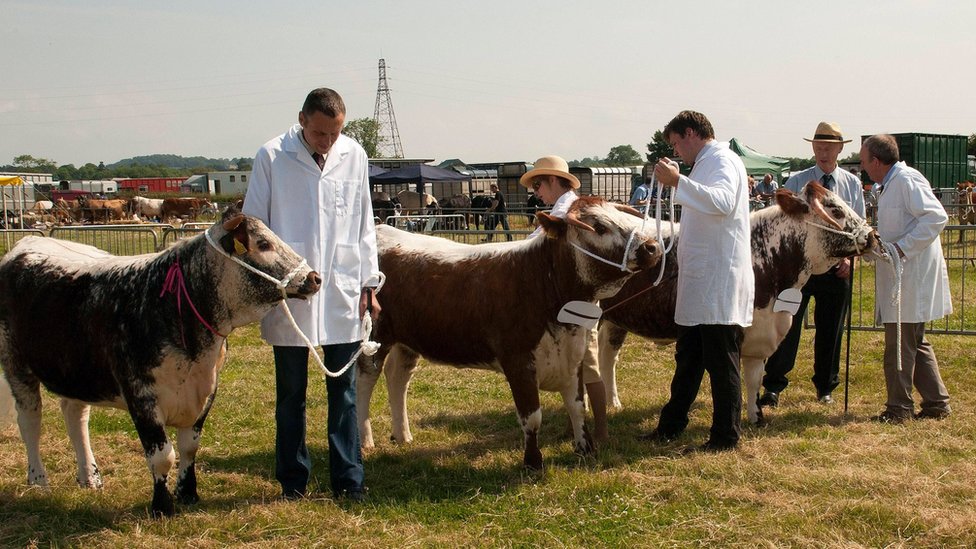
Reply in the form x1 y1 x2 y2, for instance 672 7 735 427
874 162 952 324
243 125 380 346
672 140 754 327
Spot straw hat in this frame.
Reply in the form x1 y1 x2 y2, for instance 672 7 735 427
803 121 852 143
519 155 581 189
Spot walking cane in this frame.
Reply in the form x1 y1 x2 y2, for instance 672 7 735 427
843 257 855 416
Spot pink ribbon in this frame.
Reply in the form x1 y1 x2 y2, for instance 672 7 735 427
160 261 227 348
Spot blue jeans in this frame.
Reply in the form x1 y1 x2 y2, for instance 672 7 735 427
273 343 364 498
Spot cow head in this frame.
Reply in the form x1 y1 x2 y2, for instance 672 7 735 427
211 207 321 303
537 196 662 299
773 181 878 268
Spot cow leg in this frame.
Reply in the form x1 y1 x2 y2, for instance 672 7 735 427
384 345 419 444
500 358 543 470
597 322 628 410
558 378 593 457
8 374 49 487
174 389 217 505
59 398 102 488
124 395 176 517
742 357 765 425
356 348 388 450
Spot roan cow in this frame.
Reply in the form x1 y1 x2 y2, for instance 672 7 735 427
0 208 321 516
357 196 662 469
597 183 879 425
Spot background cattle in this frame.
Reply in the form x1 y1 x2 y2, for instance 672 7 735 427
160 197 212 223
598 183 878 425
0 208 321 516
371 191 399 223
439 193 472 230
470 193 493 229
357 197 661 470
130 196 165 222
76 196 129 223
396 190 440 215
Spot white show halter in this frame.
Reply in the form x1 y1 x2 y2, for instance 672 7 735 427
569 231 643 273
803 219 859 243
205 228 385 378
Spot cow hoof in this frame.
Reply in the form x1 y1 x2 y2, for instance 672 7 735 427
752 408 768 427
573 433 596 456
151 485 176 518
176 490 200 505
524 448 544 471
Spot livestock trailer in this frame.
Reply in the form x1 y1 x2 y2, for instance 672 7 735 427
860 133 968 189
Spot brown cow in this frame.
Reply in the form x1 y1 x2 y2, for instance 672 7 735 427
357 196 662 469
77 197 129 223
161 198 212 222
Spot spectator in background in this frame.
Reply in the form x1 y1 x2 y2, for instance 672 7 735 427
760 122 865 408
629 180 652 209
861 134 952 424
484 183 512 242
753 173 779 205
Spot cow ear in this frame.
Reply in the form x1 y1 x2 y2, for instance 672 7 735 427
773 189 809 217
222 204 243 224
536 211 567 239
219 215 250 255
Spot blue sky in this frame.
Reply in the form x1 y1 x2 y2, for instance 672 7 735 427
3 0 974 167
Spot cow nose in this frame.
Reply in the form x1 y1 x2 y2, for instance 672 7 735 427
301 271 322 295
636 240 662 270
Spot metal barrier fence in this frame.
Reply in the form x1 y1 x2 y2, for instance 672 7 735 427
48 224 170 256
0 229 47 255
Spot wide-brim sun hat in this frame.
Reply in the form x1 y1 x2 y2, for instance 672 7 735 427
803 121 852 143
519 155 581 189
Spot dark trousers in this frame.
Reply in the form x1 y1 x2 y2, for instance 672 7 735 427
273 343 364 498
657 324 744 446
485 213 512 241
762 271 850 398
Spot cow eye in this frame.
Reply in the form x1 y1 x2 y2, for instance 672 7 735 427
592 221 608 235
257 239 273 252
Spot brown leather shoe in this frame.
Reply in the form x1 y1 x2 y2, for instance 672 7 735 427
914 408 950 420
871 410 911 424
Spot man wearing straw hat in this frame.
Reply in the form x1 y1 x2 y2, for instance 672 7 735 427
519 155 608 444
759 122 865 408
644 110 753 452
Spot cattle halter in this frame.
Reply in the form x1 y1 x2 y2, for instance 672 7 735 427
204 228 380 379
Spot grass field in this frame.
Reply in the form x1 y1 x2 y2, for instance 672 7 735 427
2 321 976 547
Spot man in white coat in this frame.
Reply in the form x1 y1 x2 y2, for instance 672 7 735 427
861 134 951 424
645 111 754 451
244 88 381 501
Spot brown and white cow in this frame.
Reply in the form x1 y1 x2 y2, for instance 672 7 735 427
597 183 879 425
957 181 975 243
357 196 662 469
0 208 321 516
160 197 212 222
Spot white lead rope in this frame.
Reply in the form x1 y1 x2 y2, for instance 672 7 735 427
881 241 904 372
647 161 677 286
205 229 385 379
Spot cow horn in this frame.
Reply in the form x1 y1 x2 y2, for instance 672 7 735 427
222 214 245 231
565 210 596 232
810 196 843 230
613 203 644 218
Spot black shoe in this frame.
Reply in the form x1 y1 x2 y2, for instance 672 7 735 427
871 410 911 424
914 408 950 420
682 439 737 455
280 489 306 501
818 394 833 405
758 391 779 408
638 428 678 443
335 488 368 503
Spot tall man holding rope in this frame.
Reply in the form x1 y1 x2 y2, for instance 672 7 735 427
643 111 753 452
244 87 382 501
860 134 951 424
759 122 865 407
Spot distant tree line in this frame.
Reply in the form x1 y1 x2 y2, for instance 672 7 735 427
1 154 253 180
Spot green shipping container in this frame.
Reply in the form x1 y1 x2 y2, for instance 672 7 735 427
860 133 968 189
